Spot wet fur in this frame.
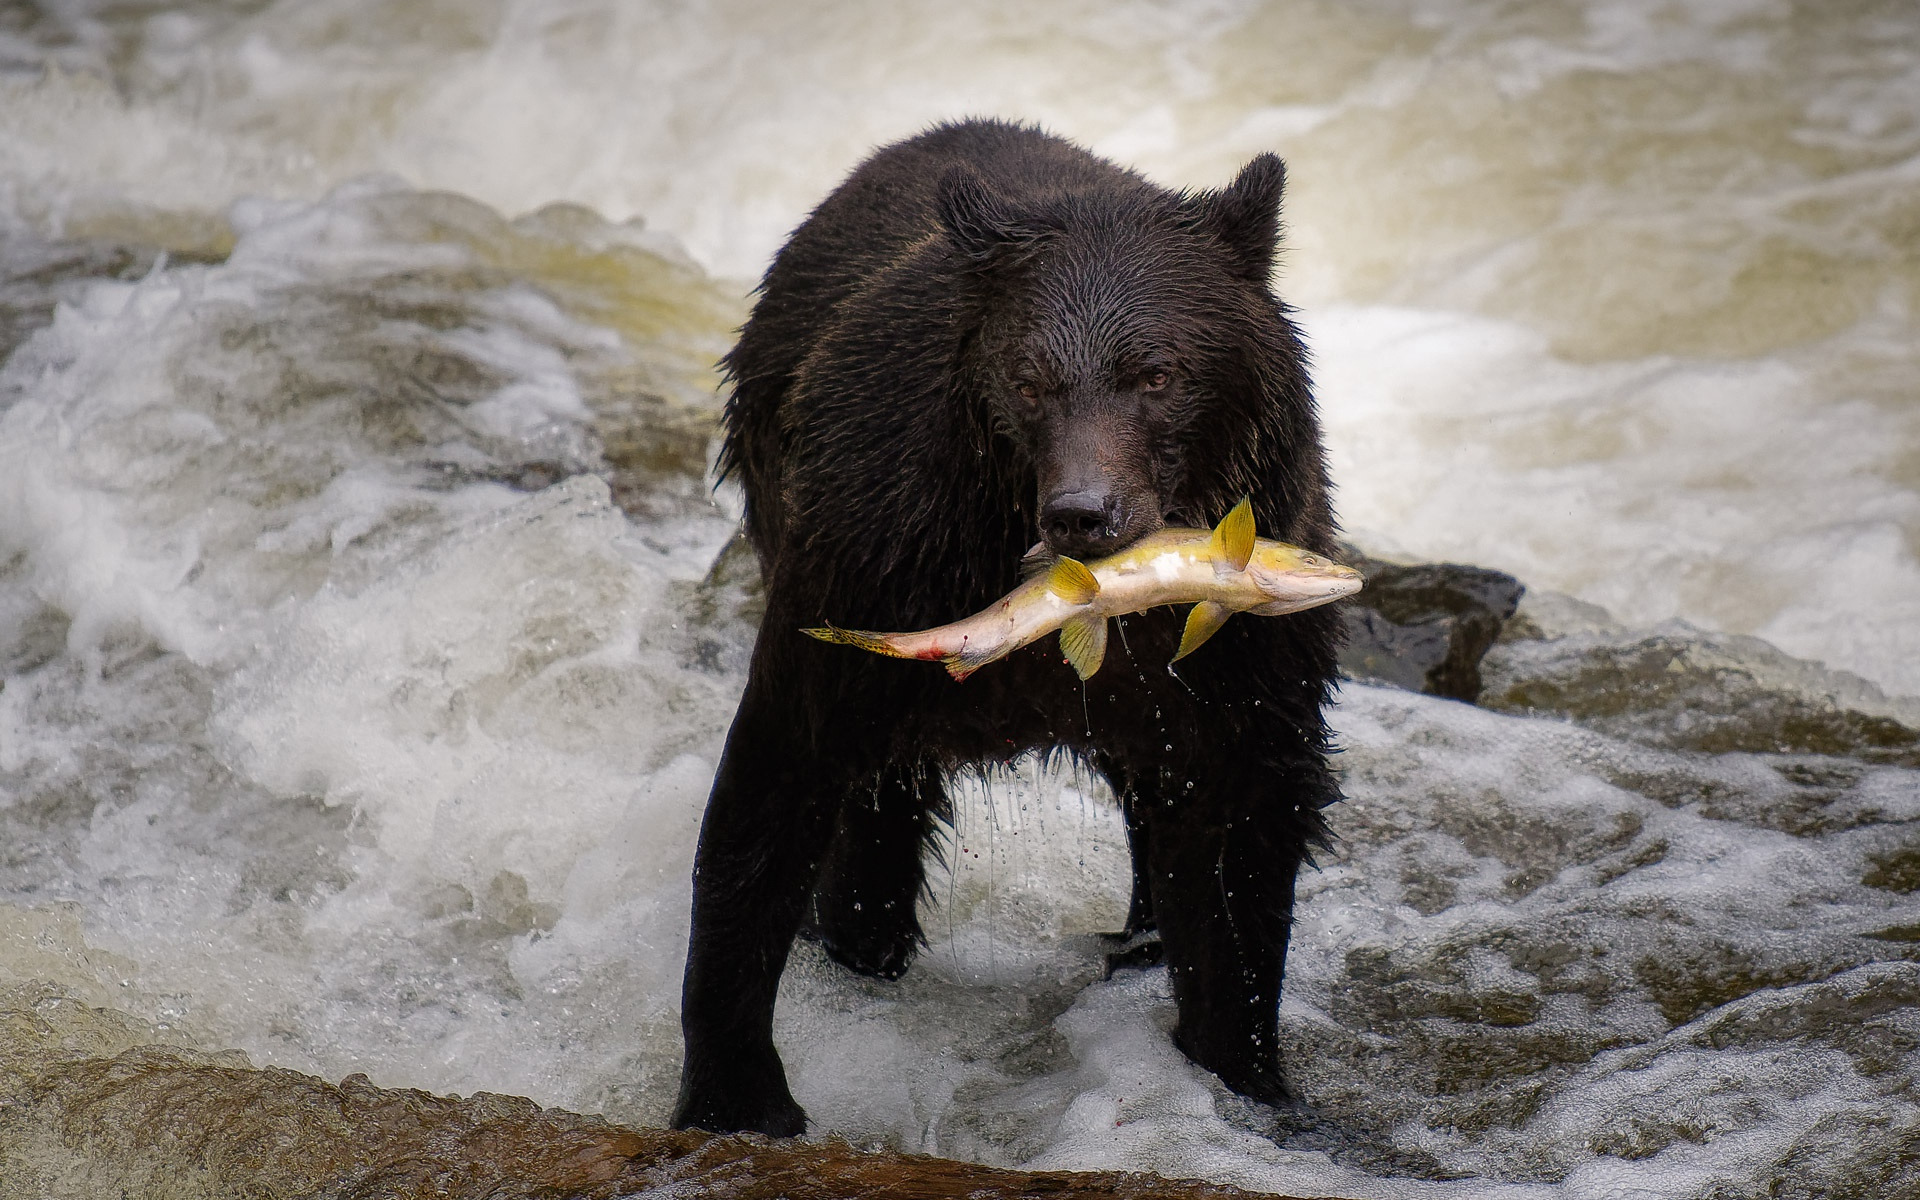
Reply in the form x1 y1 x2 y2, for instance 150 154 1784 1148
674 119 1343 1137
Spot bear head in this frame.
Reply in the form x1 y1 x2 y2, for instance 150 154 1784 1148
936 153 1293 561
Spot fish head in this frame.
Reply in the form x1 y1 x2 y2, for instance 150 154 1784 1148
1245 543 1363 614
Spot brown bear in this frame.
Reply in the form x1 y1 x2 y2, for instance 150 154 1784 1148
673 119 1341 1137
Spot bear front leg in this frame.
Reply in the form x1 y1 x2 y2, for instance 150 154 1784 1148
1115 771 1158 938
806 760 944 980
1146 757 1323 1109
1093 758 1165 976
673 672 846 1137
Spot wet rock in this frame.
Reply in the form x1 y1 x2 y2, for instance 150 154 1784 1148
0 980 1285 1200
1335 547 1526 702
1514 963 1920 1194
668 530 764 677
1481 591 1920 767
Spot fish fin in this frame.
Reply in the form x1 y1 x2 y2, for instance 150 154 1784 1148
943 642 1001 681
1047 556 1100 605
801 623 908 659
1018 540 1051 579
1059 614 1108 680
1209 496 1256 573
1173 601 1233 663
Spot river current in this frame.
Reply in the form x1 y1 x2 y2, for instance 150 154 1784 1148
2 2 1917 1196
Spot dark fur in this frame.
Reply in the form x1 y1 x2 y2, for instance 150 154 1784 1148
674 120 1341 1137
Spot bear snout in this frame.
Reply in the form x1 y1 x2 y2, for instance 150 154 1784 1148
1041 489 1113 553
1039 485 1161 559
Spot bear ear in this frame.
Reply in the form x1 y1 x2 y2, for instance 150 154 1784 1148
936 165 1039 261
1185 153 1287 285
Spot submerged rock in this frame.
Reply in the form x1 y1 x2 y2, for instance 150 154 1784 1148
1482 591 1920 767
0 236 230 368
1335 549 1526 703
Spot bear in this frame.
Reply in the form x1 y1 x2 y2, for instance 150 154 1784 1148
672 119 1342 1137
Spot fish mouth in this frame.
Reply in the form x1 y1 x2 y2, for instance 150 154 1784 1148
1318 564 1365 599
1325 564 1364 591
1247 561 1365 612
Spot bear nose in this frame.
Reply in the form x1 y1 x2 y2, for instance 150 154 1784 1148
1042 491 1121 558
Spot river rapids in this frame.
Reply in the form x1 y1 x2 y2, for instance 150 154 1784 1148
2 2 1918 1196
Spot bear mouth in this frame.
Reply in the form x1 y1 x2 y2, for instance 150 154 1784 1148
1039 511 1162 561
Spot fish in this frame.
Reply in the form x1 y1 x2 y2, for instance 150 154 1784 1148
802 497 1364 680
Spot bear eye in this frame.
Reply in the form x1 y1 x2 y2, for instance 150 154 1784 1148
1015 381 1041 405
1142 370 1170 391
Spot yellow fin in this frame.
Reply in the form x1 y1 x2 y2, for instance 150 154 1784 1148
1047 556 1100 605
1172 600 1232 663
801 623 909 659
1209 496 1256 573
1058 614 1108 679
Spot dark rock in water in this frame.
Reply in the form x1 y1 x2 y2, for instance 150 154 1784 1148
1480 595 1920 767
1332 549 1920 767
669 530 764 676
1335 548 1526 703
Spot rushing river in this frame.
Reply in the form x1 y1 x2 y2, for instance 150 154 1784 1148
2 2 1918 1196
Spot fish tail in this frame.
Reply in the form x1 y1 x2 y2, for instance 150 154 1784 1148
801 623 912 659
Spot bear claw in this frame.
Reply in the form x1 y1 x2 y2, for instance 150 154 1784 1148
819 929 918 980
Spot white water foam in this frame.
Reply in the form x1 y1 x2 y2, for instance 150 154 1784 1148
3 2 1919 1196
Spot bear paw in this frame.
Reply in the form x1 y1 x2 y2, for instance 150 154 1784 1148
1172 1028 1305 1113
671 1080 807 1138
803 896 922 980
817 924 919 980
